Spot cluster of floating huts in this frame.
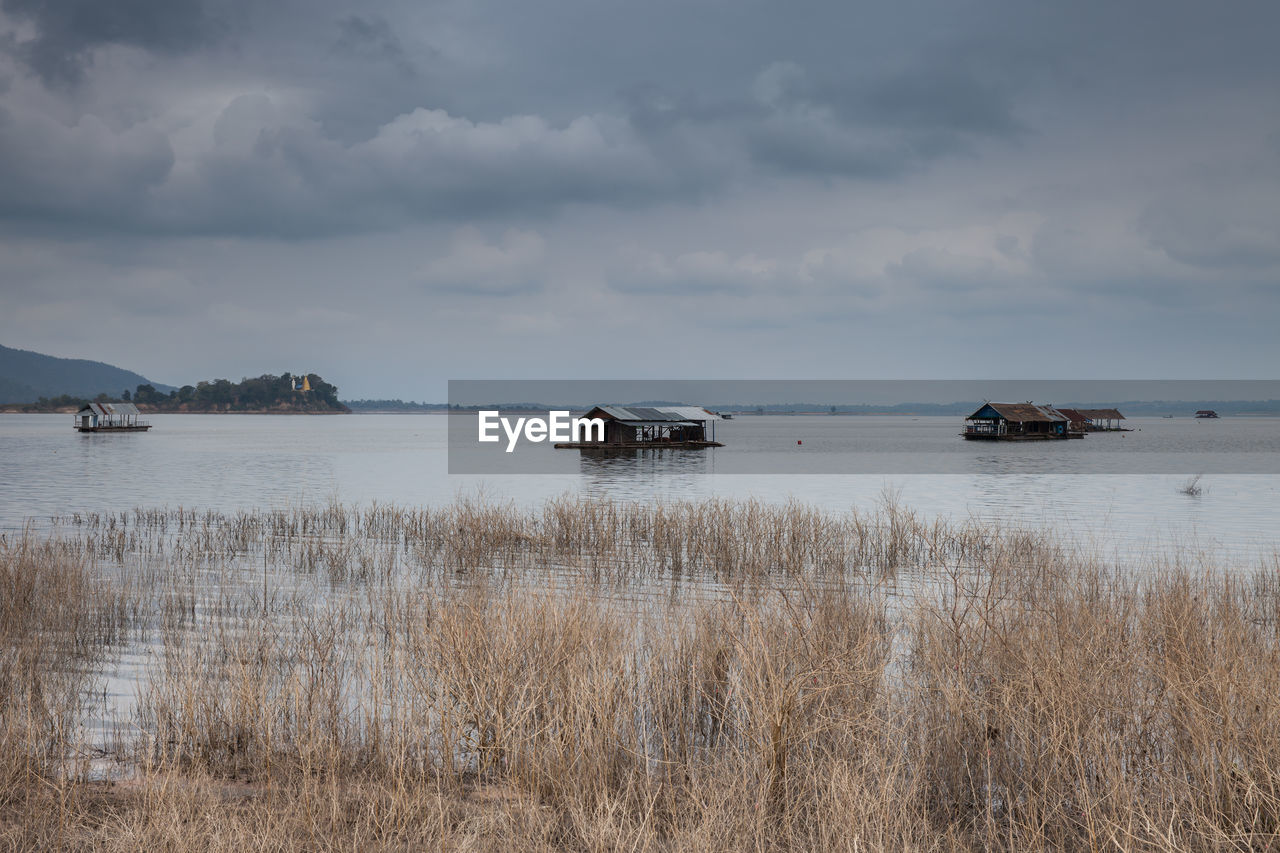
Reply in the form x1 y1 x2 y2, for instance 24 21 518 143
69 398 1135 447
962 403 1126 441
552 401 1130 448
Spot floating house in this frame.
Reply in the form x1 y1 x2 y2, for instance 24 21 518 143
1054 407 1090 435
556 405 723 449
1195 409 1220 419
75 402 151 433
962 402 1076 440
1075 408 1127 431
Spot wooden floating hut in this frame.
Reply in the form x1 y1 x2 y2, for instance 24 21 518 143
1054 407 1090 436
75 402 151 433
1075 407 1128 431
1195 409 1220 419
555 405 723 449
1053 407 1128 434
962 402 1079 440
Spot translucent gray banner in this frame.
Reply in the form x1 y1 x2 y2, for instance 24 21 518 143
447 380 1280 475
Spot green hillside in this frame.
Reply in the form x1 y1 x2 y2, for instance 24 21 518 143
0 344 170 403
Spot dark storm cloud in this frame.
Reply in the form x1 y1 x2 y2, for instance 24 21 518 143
0 0 1062 239
0 103 174 223
1 0 230 84
0 61 1024 238
2 0 1280 393
332 15 416 79
150 105 702 238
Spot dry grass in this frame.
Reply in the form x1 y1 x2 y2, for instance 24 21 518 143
3 498 1280 849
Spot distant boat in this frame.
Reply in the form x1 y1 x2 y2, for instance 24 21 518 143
1195 410 1220 419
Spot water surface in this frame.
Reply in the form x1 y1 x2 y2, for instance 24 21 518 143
3 413 1278 564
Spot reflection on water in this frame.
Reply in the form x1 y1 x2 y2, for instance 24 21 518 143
579 446 715 483
2 413 1279 564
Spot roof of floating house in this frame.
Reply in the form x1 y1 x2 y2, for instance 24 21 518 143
1075 408 1125 420
586 405 721 425
660 405 724 422
966 402 1069 422
77 402 140 417
1055 407 1088 423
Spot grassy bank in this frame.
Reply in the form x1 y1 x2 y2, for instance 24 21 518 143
3 499 1280 849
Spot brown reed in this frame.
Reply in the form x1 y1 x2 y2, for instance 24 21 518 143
2 498 1279 850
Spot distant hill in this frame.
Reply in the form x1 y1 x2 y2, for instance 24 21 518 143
0 343 171 403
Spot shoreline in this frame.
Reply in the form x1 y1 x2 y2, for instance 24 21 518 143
0 406 349 415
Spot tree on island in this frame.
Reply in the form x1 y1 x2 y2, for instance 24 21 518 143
126 373 348 412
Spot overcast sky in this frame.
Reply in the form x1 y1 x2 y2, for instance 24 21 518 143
1 0 1278 399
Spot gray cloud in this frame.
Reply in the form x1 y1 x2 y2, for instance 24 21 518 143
0 103 174 223
1140 189 1280 272
2 0 230 84
333 15 416 79
0 0 1057 239
1 0 1279 394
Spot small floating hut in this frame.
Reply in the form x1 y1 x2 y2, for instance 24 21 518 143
555 405 723 449
962 402 1077 440
1075 407 1128 431
75 402 151 433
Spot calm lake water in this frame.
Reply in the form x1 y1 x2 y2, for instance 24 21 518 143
3 412 1279 565
5 411 1279 759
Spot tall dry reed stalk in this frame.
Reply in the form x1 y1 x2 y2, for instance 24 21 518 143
4 497 1280 850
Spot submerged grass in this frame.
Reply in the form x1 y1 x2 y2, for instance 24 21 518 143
3 498 1280 849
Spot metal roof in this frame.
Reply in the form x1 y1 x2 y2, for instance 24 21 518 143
1075 408 1125 420
588 405 647 422
626 420 700 428
627 406 686 421
586 404 719 423
967 402 1068 423
78 402 140 417
660 405 721 422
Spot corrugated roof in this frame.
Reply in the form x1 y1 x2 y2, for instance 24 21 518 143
627 406 686 422
660 405 721 421
79 402 140 417
586 404 718 423
968 402 1068 423
1055 407 1088 423
625 420 700 428
1075 408 1125 420
591 405 640 421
